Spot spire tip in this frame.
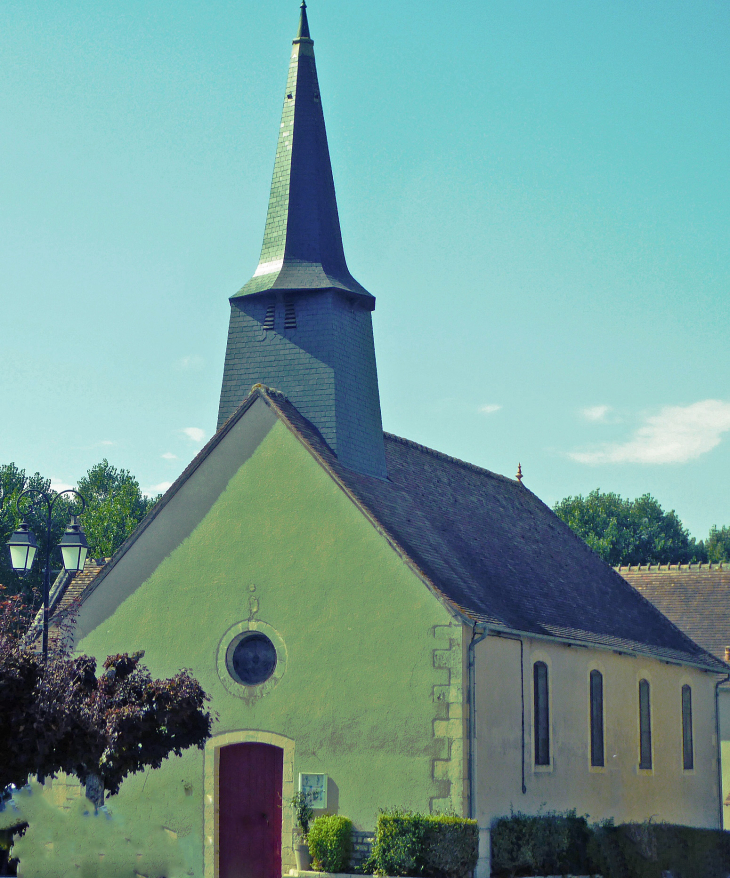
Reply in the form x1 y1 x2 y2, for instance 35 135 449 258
296 0 311 40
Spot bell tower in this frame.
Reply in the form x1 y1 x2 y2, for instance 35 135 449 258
218 2 387 479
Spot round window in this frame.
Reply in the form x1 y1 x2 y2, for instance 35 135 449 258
226 632 277 686
217 620 286 700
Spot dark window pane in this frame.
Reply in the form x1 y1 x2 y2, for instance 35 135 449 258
682 685 694 770
230 633 277 685
534 662 550 766
639 679 652 769
590 670 604 767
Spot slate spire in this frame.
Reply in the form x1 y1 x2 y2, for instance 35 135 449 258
218 6 387 479
233 2 372 303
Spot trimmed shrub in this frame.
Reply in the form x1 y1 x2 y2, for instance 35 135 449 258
309 815 354 873
490 810 593 877
492 811 730 878
423 814 480 878
590 821 730 878
369 811 428 876
367 810 478 878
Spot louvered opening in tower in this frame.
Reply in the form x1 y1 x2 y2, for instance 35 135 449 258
263 304 275 330
284 299 297 330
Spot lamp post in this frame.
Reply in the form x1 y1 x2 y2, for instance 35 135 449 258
6 488 89 661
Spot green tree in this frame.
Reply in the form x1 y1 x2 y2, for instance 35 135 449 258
553 489 706 567
1 460 158 600
76 460 158 558
706 525 730 563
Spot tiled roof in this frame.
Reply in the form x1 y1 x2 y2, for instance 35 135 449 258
58 388 726 673
32 558 108 649
618 565 730 665
53 559 109 616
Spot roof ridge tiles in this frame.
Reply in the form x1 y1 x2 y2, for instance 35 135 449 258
616 562 729 572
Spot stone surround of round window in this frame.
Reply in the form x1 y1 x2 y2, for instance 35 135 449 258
217 620 287 701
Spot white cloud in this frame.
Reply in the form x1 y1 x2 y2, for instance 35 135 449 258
161 452 178 460
569 399 730 465
182 427 206 443
174 355 205 371
581 405 611 423
50 478 74 493
479 404 502 415
145 481 172 496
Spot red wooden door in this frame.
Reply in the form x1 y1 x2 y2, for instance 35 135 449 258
219 743 283 878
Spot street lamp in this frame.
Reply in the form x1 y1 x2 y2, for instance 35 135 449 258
7 521 38 572
59 515 89 572
6 488 89 661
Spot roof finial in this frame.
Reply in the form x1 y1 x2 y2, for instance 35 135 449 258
516 463 523 484
296 0 311 41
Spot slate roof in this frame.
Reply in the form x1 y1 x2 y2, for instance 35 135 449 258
270 393 725 672
54 387 726 674
618 565 730 666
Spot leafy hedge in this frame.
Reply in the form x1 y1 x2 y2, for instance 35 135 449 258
309 815 353 873
589 821 730 878
423 814 480 878
491 810 593 877
491 811 730 878
366 810 478 878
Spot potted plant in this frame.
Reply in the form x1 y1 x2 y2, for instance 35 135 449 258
291 791 314 872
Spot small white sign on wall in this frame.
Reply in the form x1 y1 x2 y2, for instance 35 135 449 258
299 773 328 809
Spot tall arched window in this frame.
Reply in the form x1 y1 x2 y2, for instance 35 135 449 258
534 661 550 766
682 685 694 770
589 670 604 767
639 679 652 769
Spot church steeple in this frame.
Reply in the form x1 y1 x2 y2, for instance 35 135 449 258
218 5 387 479
233 2 373 305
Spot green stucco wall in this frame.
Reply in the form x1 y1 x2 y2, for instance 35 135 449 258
14 412 463 877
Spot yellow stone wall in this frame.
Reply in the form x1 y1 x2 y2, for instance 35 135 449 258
719 687 730 829
474 634 721 828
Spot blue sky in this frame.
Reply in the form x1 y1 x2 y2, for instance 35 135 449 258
1 0 728 541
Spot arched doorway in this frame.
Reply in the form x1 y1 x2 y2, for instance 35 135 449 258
219 742 284 878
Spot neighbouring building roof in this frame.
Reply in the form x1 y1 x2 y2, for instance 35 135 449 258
55 387 727 674
618 564 730 667
30 558 109 649
51 558 109 618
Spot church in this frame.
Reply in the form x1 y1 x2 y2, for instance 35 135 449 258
8 5 728 878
